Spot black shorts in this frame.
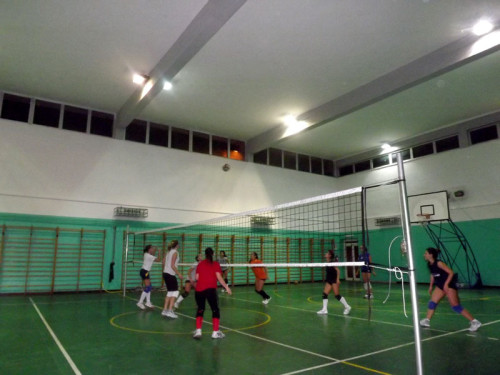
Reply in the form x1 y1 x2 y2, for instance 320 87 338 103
435 274 458 291
163 273 178 292
140 269 150 280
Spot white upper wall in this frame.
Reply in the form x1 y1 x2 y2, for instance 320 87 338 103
0 119 498 224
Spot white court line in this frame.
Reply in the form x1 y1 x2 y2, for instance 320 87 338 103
29 298 81 375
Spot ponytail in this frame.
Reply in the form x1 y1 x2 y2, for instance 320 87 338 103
205 247 214 263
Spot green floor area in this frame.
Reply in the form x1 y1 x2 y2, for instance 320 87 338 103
1 282 499 375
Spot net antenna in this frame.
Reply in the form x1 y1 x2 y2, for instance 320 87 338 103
123 187 366 292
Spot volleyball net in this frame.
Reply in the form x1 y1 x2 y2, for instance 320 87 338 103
123 186 367 290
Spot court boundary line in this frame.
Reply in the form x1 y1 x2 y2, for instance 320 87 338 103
29 297 82 375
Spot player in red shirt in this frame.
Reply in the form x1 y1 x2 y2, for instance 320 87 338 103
193 247 232 339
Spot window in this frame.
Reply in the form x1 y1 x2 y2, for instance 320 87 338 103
372 154 390 168
339 165 353 176
229 140 245 160
354 160 370 172
63 106 88 133
391 149 411 163
253 149 267 165
149 123 169 147
323 159 334 177
436 135 459 153
470 125 498 145
171 127 189 151
33 100 60 128
193 132 210 154
125 120 147 143
212 136 228 157
283 151 296 170
1 93 30 122
90 111 113 137
298 154 310 172
269 148 282 167
311 157 322 175
412 142 434 158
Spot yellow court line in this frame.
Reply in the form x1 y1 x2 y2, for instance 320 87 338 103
342 361 392 375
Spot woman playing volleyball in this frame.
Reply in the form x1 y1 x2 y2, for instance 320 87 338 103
317 250 351 315
174 254 201 309
193 247 231 339
250 252 271 304
137 245 158 310
161 240 183 318
420 247 481 332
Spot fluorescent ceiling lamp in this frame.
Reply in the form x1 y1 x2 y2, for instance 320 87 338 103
163 81 173 91
381 143 397 154
282 115 309 137
472 20 494 36
133 74 148 85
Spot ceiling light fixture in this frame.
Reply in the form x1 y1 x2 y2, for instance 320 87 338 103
472 20 494 36
132 74 149 85
282 115 309 137
163 81 173 91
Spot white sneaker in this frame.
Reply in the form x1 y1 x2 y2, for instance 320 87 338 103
193 329 202 339
221 289 225 293
317 309 328 315
136 302 145 310
211 330 225 339
262 297 271 305
420 318 430 328
167 311 178 319
364 294 369 299
161 309 169 317
343 305 351 315
469 319 481 332
145 302 154 309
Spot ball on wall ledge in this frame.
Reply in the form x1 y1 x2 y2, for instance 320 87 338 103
222 163 230 172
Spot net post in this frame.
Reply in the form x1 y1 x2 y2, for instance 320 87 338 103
397 153 424 375
123 225 130 297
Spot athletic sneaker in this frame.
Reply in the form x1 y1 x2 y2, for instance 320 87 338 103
363 294 369 299
193 329 202 339
136 302 146 310
262 297 271 305
469 319 482 332
420 318 431 328
317 309 328 315
161 309 169 317
343 305 351 315
221 289 225 293
167 311 178 319
212 331 225 339
145 302 154 309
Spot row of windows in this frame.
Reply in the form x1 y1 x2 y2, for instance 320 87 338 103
338 125 498 176
0 93 245 160
253 148 335 176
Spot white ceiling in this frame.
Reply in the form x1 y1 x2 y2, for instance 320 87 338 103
1 0 499 161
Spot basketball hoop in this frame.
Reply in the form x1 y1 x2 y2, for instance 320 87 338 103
416 213 432 224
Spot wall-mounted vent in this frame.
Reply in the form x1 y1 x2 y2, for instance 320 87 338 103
375 216 400 226
250 215 275 228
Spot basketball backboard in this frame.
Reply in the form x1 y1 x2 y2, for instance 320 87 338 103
408 191 449 223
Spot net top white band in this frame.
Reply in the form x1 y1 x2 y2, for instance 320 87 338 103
176 261 365 268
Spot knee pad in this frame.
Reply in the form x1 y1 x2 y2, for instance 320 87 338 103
428 301 438 310
452 304 464 314
335 295 341 301
144 285 152 293
322 293 328 300
167 291 179 298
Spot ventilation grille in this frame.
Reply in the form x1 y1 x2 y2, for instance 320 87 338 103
374 216 400 226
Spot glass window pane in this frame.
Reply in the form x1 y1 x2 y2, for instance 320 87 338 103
149 122 168 147
171 127 189 151
90 111 113 137
193 132 210 154
229 140 245 160
283 151 296 170
339 165 353 176
212 136 228 157
1 94 30 122
436 135 459 153
354 160 370 172
412 143 434 158
298 154 310 172
372 154 390 168
323 159 334 176
269 148 282 167
33 100 60 128
125 120 147 143
63 105 87 133
470 125 498 145
311 157 322 174
391 149 411 163
253 149 267 165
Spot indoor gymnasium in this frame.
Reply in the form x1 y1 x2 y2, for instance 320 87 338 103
1 2 499 374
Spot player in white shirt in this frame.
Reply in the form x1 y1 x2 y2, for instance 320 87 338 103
137 245 158 310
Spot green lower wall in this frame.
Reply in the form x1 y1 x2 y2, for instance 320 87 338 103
1 213 498 293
